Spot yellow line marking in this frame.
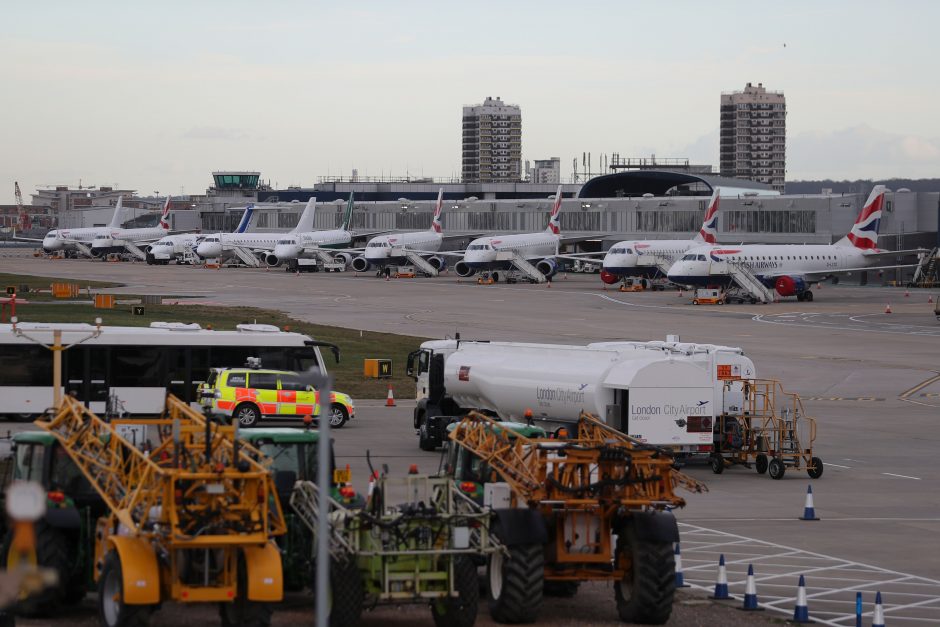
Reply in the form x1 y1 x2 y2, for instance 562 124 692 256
899 372 940 399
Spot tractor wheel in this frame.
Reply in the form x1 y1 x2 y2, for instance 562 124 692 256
755 454 768 475
431 556 479 627
543 581 580 597
326 554 363 627
487 543 543 623
807 456 824 479
220 553 273 627
710 455 725 474
234 403 261 428
768 458 786 480
98 552 154 627
418 421 437 451
614 526 675 625
2 522 82 615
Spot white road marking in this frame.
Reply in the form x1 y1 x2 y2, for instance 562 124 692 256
882 472 922 480
826 463 852 469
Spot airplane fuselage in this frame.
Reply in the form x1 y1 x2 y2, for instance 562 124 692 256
463 232 560 270
363 232 443 267
91 227 168 255
271 230 353 262
603 239 702 278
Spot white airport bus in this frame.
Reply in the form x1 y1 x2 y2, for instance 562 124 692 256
0 322 339 420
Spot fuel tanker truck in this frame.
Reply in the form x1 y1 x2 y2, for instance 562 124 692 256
406 335 756 451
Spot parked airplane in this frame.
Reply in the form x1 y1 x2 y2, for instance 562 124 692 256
260 194 361 267
447 186 590 282
90 196 176 258
195 198 316 261
349 189 457 275
146 205 254 265
667 185 920 301
19 198 125 257
571 187 724 285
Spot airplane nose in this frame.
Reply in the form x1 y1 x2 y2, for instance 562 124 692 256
196 243 219 258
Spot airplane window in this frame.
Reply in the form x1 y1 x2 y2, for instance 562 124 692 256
697 255 707 261
625 248 633 254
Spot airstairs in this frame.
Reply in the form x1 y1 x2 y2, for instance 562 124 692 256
124 242 147 261
399 249 438 277
912 247 939 287
73 242 94 258
721 261 774 303
496 251 546 283
231 245 262 267
636 253 674 277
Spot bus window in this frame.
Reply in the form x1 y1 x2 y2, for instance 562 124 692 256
112 347 166 387
0 345 52 386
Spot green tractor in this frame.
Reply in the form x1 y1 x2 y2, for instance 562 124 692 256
0 432 106 616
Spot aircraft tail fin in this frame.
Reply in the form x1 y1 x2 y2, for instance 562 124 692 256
235 204 254 233
431 188 444 233
159 196 171 230
341 192 355 231
546 185 563 235
694 187 721 243
836 185 887 250
107 196 124 228
292 197 317 233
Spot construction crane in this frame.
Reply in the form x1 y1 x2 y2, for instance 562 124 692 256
14 182 31 232
36 395 287 627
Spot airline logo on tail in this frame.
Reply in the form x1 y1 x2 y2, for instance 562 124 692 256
846 185 886 250
547 185 563 235
431 188 444 234
159 197 171 230
235 204 254 233
698 188 721 244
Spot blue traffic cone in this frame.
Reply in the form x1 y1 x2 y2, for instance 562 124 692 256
800 484 820 521
738 564 763 611
872 591 885 627
792 575 812 623
674 544 689 588
710 554 732 600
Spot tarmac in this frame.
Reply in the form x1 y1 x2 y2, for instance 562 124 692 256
3 253 940 625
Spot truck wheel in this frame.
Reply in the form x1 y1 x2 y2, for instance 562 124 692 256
709 455 725 474
755 454 768 475
329 403 349 429
768 458 786 480
543 581 579 597
614 527 675 625
487 543 543 623
432 556 478 627
3 522 80 615
807 456 824 479
325 554 363 627
234 403 261 428
99 552 154 627
418 422 438 451
219 555 272 627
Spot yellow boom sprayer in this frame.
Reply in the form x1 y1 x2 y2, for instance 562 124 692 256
35 394 287 627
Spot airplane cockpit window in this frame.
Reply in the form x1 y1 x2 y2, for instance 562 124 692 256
625 248 634 254
697 255 707 261
610 248 624 254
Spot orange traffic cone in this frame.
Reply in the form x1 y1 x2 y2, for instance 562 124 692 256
546 281 552 289
386 384 396 407
904 290 910 297
885 303 892 314
678 289 683 297
929 295 934 303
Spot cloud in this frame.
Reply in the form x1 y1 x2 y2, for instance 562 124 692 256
182 126 249 141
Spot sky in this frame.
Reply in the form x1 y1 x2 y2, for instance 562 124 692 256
3 1 940 204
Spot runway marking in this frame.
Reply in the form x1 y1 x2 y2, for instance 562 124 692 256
826 463 852 469
804 396 885 402
882 472 921 480
679 523 940 626
899 372 940 399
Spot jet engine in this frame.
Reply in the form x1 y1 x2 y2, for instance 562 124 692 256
774 276 806 296
351 255 370 272
264 253 282 268
535 258 559 279
427 256 447 272
599 270 620 285
332 252 353 267
454 261 476 277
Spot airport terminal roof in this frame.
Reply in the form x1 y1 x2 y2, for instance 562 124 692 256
577 170 777 198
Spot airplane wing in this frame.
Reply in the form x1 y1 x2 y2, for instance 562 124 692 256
559 234 605 245
862 248 931 258
762 264 921 281
554 253 604 267
12 235 45 243
429 250 467 258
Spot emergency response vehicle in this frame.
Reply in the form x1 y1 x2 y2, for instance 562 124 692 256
200 365 355 428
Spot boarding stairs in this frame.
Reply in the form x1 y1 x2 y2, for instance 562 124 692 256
230 245 262 267
310 247 337 265
496 251 546 283
723 261 774 303
124 242 147 261
180 247 201 265
394 248 438 277
636 253 674 277
912 247 938 287
73 242 94 258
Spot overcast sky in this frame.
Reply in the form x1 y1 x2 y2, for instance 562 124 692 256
3 1 939 203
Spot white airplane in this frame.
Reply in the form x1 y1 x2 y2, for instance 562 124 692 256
196 198 316 260
90 196 175 258
349 188 454 274
572 187 724 286
667 185 922 301
147 205 254 265
261 194 362 268
450 185 590 282
20 199 125 257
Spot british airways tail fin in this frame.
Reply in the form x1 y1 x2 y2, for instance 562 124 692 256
159 196 171 230
235 204 254 233
836 185 887 250
693 187 721 243
431 188 444 234
107 196 124 228
341 192 355 231
292 197 317 233
546 185 563 235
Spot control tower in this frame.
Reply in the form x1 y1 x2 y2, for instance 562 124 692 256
212 171 261 192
